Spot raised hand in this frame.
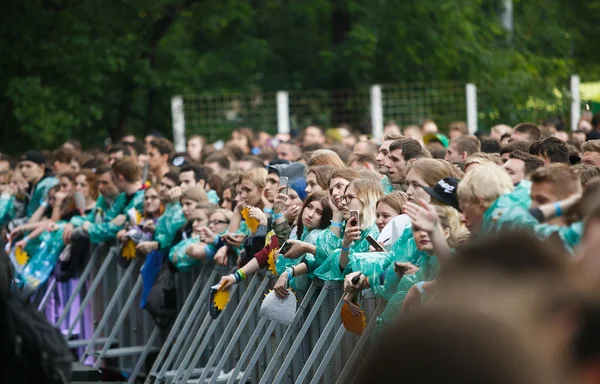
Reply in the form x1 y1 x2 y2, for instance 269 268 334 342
404 200 439 234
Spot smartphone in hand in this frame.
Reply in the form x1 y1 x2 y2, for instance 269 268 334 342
279 176 289 195
349 210 359 227
279 240 292 255
366 235 385 252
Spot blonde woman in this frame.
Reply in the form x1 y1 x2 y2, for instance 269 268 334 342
306 149 345 168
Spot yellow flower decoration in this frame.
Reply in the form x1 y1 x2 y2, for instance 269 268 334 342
340 302 367 336
241 206 259 233
122 239 137 260
213 288 230 311
15 247 29 266
267 248 278 275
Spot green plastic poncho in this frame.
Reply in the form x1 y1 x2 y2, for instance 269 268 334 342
275 228 324 291
482 180 582 253
0 194 14 226
207 189 220 205
380 175 395 194
27 176 58 217
314 225 344 266
87 190 145 243
372 253 439 339
18 227 65 290
313 224 380 281
154 202 186 251
69 195 110 228
168 236 201 272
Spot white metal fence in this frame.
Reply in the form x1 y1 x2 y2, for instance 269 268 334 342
171 75 588 151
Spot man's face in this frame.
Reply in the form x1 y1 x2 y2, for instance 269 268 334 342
179 170 198 192
109 151 124 165
582 151 600 167
459 200 485 234
444 143 464 163
19 161 43 184
303 127 325 146
276 143 298 161
503 158 526 185
376 140 393 174
385 148 408 183
97 172 119 198
159 177 176 201
147 146 165 171
264 173 279 202
530 181 559 209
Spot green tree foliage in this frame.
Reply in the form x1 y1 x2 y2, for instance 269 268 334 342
0 0 597 152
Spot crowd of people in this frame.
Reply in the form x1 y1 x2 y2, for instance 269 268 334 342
2 111 600 382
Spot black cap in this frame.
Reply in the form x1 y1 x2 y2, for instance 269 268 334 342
587 131 600 141
20 150 45 165
422 178 460 211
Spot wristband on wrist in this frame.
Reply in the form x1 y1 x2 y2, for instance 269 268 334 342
23 235 30 243
236 269 247 281
416 281 426 295
341 245 350 252
273 212 283 220
212 235 220 246
285 266 294 278
330 221 343 228
554 202 563 217
263 207 274 215
231 273 240 283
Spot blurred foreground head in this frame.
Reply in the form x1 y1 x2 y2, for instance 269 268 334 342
356 306 558 384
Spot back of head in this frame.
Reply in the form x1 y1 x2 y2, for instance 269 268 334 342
409 158 464 187
480 138 501 154
112 157 141 183
509 150 544 176
501 139 531 157
181 186 208 204
356 306 551 384
204 152 231 170
327 143 352 164
573 163 600 187
530 137 570 163
452 136 481 156
514 122 542 142
306 149 345 168
458 164 513 208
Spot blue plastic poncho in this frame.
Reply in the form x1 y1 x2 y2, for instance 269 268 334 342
275 228 324 291
18 227 65 290
207 189 220 205
168 236 201 272
27 176 58 217
0 194 14 226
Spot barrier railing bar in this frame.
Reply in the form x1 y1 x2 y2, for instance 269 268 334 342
225 316 268 384
294 297 345 384
127 326 159 384
93 274 143 369
80 261 140 361
335 301 384 384
198 275 264 383
271 282 332 383
146 267 209 383
233 319 276 384
309 325 346 384
173 284 240 384
257 281 318 384
64 249 119 337
38 277 56 312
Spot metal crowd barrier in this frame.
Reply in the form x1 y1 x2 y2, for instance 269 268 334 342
36 244 384 383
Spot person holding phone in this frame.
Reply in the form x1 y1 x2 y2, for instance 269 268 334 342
312 178 382 281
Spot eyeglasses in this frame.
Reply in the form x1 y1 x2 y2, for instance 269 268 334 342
341 195 357 204
208 220 230 226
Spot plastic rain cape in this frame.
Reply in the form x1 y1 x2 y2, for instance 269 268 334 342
18 226 65 290
313 224 380 281
380 175 395 194
27 176 58 217
275 228 325 292
87 190 145 243
0 194 15 226
154 202 186 250
169 236 201 272
481 180 582 253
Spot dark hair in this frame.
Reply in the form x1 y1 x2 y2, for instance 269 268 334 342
112 158 141 183
591 112 600 130
129 140 146 155
94 165 112 176
327 143 352 164
53 147 76 164
573 163 600 187
480 138 501 154
296 191 333 236
162 171 180 185
513 123 541 142
509 150 544 175
150 138 175 159
204 152 231 170
389 138 425 161
501 139 531 157
452 136 481 156
180 164 208 183
239 155 265 169
529 137 570 164
348 153 378 168
107 143 132 157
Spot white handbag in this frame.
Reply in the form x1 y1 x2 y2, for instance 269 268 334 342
259 290 297 325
